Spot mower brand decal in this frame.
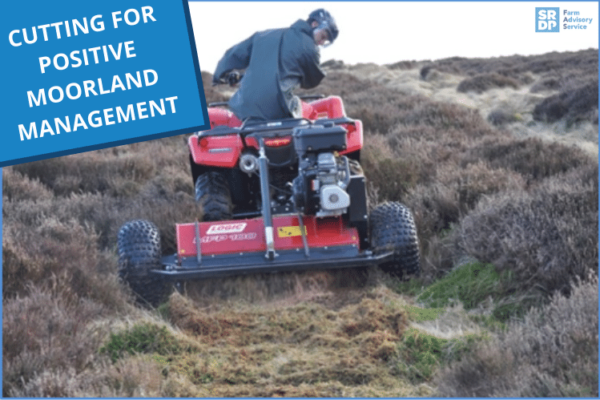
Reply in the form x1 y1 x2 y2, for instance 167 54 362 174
200 235 228 243
206 223 247 235
277 226 307 238
192 232 257 244
229 233 258 241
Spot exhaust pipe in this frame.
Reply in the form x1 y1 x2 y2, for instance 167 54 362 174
239 152 258 175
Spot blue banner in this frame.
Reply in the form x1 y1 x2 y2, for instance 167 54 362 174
0 0 209 167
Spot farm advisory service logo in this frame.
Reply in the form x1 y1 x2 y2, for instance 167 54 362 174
536 7 594 32
562 9 594 30
536 8 559 32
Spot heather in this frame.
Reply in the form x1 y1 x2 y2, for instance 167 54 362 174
3 49 597 396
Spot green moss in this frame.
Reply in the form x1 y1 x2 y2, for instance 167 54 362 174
443 333 489 364
394 278 426 297
396 328 489 383
468 314 507 332
397 328 447 382
156 302 170 321
405 305 445 322
416 262 511 312
100 323 195 362
492 299 526 322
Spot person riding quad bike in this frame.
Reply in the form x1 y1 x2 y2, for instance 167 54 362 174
212 9 339 121
116 10 421 308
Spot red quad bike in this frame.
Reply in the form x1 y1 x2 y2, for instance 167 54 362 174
118 90 420 306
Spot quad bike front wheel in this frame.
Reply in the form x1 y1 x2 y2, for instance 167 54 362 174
118 220 170 307
195 171 233 221
370 202 420 277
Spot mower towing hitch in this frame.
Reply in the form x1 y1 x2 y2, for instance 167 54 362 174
258 139 278 260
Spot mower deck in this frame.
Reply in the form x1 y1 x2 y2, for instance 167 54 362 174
154 246 394 280
149 215 392 281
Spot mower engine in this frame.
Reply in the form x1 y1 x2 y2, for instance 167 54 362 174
291 123 351 217
293 152 351 217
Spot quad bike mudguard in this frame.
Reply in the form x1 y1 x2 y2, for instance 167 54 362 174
189 96 363 170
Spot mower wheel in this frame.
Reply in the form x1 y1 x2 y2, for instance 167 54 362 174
370 202 420 276
195 171 233 221
118 220 170 307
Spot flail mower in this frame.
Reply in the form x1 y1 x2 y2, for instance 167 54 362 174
118 90 420 306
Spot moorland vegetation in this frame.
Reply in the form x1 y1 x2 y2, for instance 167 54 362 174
3 49 598 397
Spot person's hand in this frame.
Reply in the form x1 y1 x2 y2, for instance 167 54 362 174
227 71 241 86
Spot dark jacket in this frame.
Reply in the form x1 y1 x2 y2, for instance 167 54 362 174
213 20 326 121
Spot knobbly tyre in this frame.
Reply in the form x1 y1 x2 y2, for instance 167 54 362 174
117 77 421 306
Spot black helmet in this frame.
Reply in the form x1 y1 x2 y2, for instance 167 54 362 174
308 9 338 45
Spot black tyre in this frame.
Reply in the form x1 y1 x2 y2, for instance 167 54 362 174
195 171 233 221
118 220 170 307
370 202 420 276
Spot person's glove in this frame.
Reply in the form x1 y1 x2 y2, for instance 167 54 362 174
227 71 241 86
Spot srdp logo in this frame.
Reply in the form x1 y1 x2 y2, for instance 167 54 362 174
536 7 560 32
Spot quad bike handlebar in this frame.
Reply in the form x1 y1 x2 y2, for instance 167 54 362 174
207 95 326 108
209 71 325 107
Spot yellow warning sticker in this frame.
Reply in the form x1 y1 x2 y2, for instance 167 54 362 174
277 226 307 238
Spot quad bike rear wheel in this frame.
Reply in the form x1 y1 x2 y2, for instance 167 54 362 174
195 171 233 221
118 220 170 307
370 202 420 276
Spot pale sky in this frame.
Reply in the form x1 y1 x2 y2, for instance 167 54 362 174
189 2 598 74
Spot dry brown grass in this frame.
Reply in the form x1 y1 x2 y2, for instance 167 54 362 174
457 73 521 93
421 49 597 87
422 50 598 126
156 286 429 397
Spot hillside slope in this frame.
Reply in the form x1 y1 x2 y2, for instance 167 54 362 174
3 49 598 397
345 60 598 154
